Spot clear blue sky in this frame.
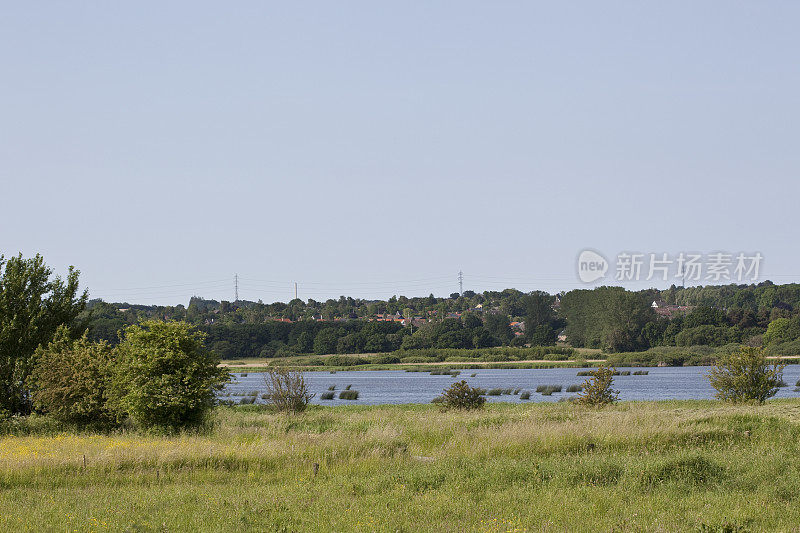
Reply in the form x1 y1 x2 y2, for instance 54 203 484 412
2 2 798 305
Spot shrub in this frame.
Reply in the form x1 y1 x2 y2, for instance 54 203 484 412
263 368 315 413
633 370 649 375
519 391 531 400
576 366 619 406
438 380 486 410
339 390 359 400
28 327 115 427
110 321 229 430
327 385 336 391
486 389 503 396
707 347 785 403
320 391 335 400
566 384 583 393
372 355 401 365
324 355 369 367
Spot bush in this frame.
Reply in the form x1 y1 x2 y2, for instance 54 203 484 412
372 355 401 365
577 366 619 406
438 380 485 410
320 391 335 400
519 391 531 400
263 368 314 413
566 384 583 393
707 346 785 404
27 327 115 427
324 355 369 367
110 321 230 430
486 389 503 396
339 390 359 400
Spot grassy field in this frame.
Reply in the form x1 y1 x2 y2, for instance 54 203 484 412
3 400 800 532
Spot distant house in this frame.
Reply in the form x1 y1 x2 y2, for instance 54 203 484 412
651 300 693 318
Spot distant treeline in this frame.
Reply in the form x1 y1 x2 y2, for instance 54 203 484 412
82 281 800 357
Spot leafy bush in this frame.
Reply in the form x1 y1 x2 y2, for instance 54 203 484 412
707 346 785 404
324 355 369 367
519 391 531 400
438 380 486 410
576 366 619 406
110 321 230 430
28 327 115 426
566 384 583 393
263 368 315 413
339 390 359 400
372 354 401 365
320 391 335 400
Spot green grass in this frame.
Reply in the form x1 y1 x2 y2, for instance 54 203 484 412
3 400 800 531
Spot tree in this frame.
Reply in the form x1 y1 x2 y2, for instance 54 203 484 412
577 366 619 406
484 312 513 344
707 346 785 404
0 253 87 415
313 328 339 355
110 320 229 430
437 380 485 410
263 368 314 413
28 327 115 426
296 331 314 353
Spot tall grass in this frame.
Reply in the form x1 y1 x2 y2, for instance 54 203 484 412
536 385 563 394
338 390 359 400
3 401 800 531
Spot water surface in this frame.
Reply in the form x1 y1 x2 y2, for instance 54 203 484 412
222 366 800 405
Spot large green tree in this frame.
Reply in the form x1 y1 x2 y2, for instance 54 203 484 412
0 253 87 415
110 320 229 430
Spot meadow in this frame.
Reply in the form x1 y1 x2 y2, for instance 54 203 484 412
2 400 800 532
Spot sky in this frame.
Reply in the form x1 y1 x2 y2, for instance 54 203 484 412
1 2 798 305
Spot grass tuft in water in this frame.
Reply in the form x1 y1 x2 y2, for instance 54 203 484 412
339 390 359 400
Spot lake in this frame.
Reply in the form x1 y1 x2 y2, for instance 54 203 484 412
221 366 800 405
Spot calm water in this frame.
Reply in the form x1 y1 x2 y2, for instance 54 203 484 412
222 366 800 406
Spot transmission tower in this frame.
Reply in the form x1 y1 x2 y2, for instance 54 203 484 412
458 270 463 296
234 273 239 302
